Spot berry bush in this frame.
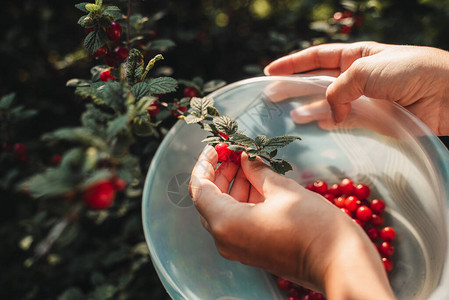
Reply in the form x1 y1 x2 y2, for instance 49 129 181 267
1 0 449 299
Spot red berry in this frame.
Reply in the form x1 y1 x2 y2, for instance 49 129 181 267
183 87 198 98
344 195 361 212
334 196 346 208
229 150 242 165
343 10 353 18
288 287 301 297
366 227 380 241
82 180 116 210
328 183 342 196
333 11 343 22
147 101 160 117
276 277 291 290
170 102 187 117
14 143 27 155
114 46 129 60
100 69 116 82
218 131 229 140
354 184 370 199
340 178 355 195
313 180 328 195
371 214 385 227
84 27 96 34
51 154 62 166
353 219 364 227
309 291 325 300
305 183 315 192
382 257 394 272
323 193 335 203
111 176 127 192
104 53 120 68
354 15 364 27
380 226 396 242
92 45 108 57
356 205 372 222
340 24 352 35
341 207 352 217
215 143 231 162
106 22 122 41
370 198 386 214
379 241 395 257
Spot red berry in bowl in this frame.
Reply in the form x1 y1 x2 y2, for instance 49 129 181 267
344 195 360 212
341 207 352 217
276 277 291 290
83 180 116 210
379 241 395 257
366 227 380 241
313 180 328 195
215 143 231 162
106 21 122 41
323 193 335 203
334 196 346 208
183 86 198 98
370 198 386 214
356 205 372 222
354 184 370 199
309 291 325 300
380 226 396 242
371 213 385 227
382 257 394 272
340 178 355 195
328 183 342 196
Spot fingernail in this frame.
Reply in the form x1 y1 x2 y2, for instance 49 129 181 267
200 144 214 159
263 66 271 76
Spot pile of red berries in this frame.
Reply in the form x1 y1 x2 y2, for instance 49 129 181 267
276 177 396 300
82 176 127 210
214 142 242 165
86 21 130 67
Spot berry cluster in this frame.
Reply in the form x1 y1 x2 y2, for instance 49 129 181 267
214 142 242 165
275 178 396 300
331 10 363 35
86 21 130 67
147 86 196 119
82 176 127 210
2 142 29 163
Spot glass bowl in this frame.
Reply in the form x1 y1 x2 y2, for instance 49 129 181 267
142 75 449 300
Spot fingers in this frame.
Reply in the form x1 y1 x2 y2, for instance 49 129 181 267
215 161 239 193
229 167 250 202
289 99 332 124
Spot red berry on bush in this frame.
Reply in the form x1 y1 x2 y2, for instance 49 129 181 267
111 176 127 192
82 180 116 210
340 178 355 195
313 180 328 195
379 241 395 257
171 102 187 117
354 184 370 199
100 69 116 82
51 154 62 166
218 131 229 140
229 150 242 165
380 226 396 242
276 277 291 290
147 101 160 117
333 11 344 22
14 143 29 163
356 205 372 222
106 22 122 41
382 257 394 272
104 53 120 68
92 45 108 57
215 143 231 162
340 24 352 35
114 46 129 60
370 198 386 214
183 87 198 98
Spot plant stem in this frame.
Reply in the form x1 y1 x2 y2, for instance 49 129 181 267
126 0 133 48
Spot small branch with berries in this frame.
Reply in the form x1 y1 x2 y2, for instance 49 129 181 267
180 96 301 175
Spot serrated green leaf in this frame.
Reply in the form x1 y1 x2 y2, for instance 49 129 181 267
254 135 267 147
263 135 301 151
268 149 278 158
131 82 151 101
58 287 85 300
147 77 177 94
179 97 191 107
101 81 126 112
66 78 91 87
246 149 260 159
21 167 76 198
85 3 101 12
103 5 122 20
126 49 144 86
203 79 226 93
183 114 203 124
42 128 109 151
90 284 118 300
146 39 176 51
132 121 154 136
135 96 156 115
201 136 222 144
75 3 89 13
228 145 246 151
207 106 220 116
0 93 15 109
106 115 129 140
83 30 108 54
190 96 214 117
202 123 218 133
229 133 255 147
213 116 238 135
270 160 293 175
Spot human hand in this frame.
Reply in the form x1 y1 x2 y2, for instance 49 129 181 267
264 42 449 136
189 145 395 299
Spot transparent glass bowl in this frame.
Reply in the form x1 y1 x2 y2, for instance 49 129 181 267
142 76 449 300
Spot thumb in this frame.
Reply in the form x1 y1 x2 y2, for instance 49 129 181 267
326 62 366 123
240 152 294 197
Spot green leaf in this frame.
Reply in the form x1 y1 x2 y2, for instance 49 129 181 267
246 149 260 159
190 96 214 117
268 149 278 158
228 145 246 151
0 93 15 109
254 135 267 148
101 81 126 112
263 135 301 151
126 49 144 86
146 39 176 51
21 167 76 198
42 127 109 151
131 82 151 101
207 106 220 116
203 79 226 93
85 3 101 12
132 121 154 136
183 114 204 124
202 123 218 133
270 159 293 175
90 284 118 300
103 5 122 20
74 3 89 13
106 115 129 140
147 77 178 94
66 78 91 87
83 29 108 54
213 115 238 135
229 133 255 147
58 287 85 300
201 136 222 144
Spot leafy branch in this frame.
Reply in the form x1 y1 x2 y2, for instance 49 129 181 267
181 96 301 175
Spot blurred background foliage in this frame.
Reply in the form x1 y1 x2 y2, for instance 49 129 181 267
1 0 449 299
